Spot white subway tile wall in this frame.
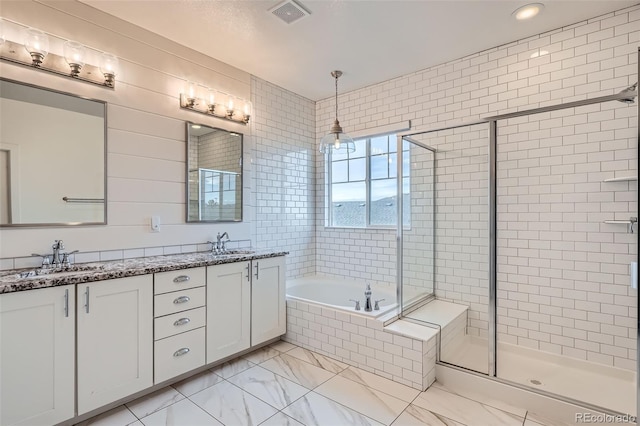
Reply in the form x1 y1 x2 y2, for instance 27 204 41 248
315 5 640 368
497 102 638 369
252 77 316 279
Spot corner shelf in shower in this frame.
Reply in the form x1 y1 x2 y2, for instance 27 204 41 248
602 176 637 182
603 217 638 234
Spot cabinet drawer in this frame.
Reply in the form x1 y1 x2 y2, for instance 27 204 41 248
154 327 205 384
154 287 205 317
155 267 206 295
155 307 206 340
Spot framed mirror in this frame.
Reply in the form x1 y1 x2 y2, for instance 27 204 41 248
187 122 243 222
0 78 106 227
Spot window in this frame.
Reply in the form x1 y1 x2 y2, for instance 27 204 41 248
328 134 410 228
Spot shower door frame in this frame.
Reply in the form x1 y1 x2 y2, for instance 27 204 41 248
396 76 639 415
396 135 438 316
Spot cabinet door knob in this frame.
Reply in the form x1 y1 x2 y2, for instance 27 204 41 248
173 317 191 326
173 296 191 304
173 347 190 357
173 275 190 283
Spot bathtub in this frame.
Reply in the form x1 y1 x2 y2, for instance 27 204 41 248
286 275 398 318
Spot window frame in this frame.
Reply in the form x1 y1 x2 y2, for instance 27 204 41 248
326 133 408 229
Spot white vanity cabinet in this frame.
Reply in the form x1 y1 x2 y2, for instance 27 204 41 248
207 256 286 363
77 275 153 415
206 261 251 363
153 268 206 384
251 256 286 346
0 285 75 426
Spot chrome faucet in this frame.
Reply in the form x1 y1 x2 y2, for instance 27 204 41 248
32 240 77 270
364 283 373 312
207 232 230 254
52 240 64 267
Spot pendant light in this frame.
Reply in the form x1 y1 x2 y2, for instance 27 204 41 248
319 70 355 154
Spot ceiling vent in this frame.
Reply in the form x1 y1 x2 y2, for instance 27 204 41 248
269 0 310 25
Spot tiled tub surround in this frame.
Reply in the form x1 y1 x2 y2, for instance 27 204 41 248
284 297 438 392
0 248 287 293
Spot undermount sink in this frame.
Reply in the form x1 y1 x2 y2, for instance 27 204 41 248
220 249 256 255
5 264 104 280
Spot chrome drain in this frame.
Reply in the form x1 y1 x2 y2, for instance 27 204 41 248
529 379 542 385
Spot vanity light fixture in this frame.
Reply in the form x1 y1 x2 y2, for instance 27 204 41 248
63 40 86 77
513 3 544 20
319 70 355 154
0 20 119 88
99 52 119 88
23 27 49 66
179 80 252 125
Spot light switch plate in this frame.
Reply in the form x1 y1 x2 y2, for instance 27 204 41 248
151 216 161 232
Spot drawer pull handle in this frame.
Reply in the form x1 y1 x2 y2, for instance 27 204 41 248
173 275 190 283
173 348 190 357
173 296 191 304
174 317 191 326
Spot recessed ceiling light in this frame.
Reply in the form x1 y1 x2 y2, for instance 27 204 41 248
513 3 544 20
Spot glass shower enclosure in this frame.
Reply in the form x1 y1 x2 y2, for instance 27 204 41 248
397 87 638 417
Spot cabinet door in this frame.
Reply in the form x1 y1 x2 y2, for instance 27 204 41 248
251 256 286 346
207 262 251 363
0 285 75 426
77 275 153 415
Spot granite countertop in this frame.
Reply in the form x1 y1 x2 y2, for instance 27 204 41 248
0 249 288 294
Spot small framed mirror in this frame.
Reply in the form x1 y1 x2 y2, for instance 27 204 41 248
186 122 243 222
0 78 106 227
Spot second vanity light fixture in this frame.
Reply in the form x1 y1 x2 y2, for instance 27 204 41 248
180 80 252 125
0 19 119 88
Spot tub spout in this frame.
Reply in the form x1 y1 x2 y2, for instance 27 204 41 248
364 283 372 312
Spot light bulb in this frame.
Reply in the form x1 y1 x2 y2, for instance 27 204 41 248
23 28 49 66
182 81 197 108
334 137 341 150
63 41 86 77
242 100 252 124
226 95 235 119
100 52 119 87
207 88 216 113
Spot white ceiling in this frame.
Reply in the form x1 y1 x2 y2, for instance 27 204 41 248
81 0 637 101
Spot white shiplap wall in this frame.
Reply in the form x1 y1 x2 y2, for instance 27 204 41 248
0 1 253 263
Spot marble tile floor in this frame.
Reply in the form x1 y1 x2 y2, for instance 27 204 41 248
76 340 553 426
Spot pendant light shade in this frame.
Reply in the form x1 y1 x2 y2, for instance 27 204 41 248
319 70 355 154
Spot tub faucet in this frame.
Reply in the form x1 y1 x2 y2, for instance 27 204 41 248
364 283 372 312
